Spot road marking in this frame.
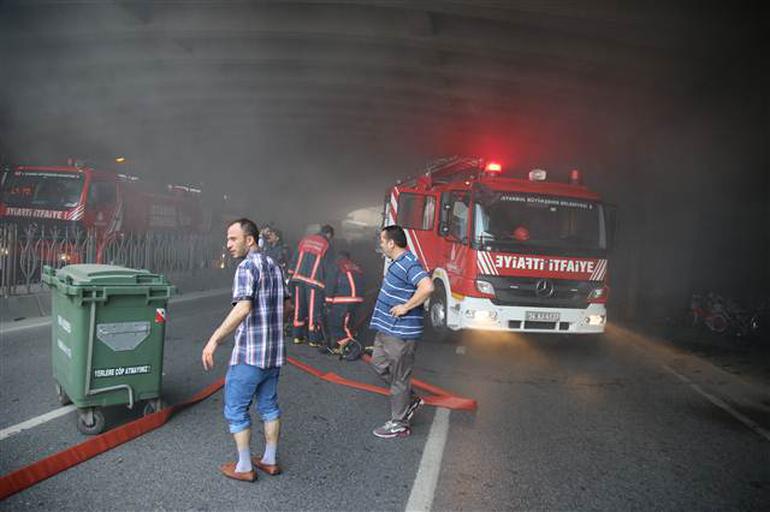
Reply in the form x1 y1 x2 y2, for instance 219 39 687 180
0 288 232 441
405 408 451 512
0 288 230 335
0 317 52 335
664 365 770 443
0 405 77 442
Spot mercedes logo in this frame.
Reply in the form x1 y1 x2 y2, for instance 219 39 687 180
535 279 555 298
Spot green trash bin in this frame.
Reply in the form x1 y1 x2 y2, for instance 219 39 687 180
42 264 175 435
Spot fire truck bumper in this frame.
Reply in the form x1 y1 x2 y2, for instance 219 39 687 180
450 297 607 334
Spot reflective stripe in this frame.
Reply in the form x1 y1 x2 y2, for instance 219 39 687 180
342 313 353 343
291 274 325 288
293 289 303 327
293 252 304 277
309 254 321 281
309 288 316 328
325 297 364 304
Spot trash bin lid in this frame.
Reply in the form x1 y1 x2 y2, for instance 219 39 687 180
53 264 168 287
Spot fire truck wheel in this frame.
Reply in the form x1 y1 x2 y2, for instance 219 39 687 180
426 280 450 341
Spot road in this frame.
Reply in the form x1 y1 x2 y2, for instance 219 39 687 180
1 292 769 510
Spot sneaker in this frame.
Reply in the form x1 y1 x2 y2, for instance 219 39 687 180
308 341 322 348
405 396 424 422
373 420 410 439
293 338 305 345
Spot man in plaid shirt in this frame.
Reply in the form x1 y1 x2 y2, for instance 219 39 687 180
202 218 285 482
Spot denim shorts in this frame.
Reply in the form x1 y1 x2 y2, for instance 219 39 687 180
224 363 281 434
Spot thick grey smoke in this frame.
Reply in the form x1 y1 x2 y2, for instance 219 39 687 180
0 1 766 320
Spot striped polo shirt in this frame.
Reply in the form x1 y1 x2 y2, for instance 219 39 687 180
369 250 430 340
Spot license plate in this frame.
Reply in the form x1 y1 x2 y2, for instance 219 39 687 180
525 311 560 322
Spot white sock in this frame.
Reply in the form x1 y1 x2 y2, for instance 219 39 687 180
261 443 277 466
235 448 252 473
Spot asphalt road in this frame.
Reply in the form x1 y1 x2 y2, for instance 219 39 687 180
1 292 769 511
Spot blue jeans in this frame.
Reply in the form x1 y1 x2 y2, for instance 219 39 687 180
224 363 281 434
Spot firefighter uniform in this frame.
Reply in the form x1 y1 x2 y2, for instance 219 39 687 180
325 256 364 351
288 233 336 346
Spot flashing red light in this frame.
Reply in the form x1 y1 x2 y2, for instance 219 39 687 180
569 168 582 185
485 162 502 173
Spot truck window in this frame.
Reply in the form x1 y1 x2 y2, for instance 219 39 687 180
447 191 470 242
397 193 436 231
1 170 84 209
474 192 604 251
88 181 116 207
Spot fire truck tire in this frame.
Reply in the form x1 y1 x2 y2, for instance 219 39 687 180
426 280 450 341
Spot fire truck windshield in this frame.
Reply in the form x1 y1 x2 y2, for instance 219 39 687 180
1 171 84 209
474 193 606 253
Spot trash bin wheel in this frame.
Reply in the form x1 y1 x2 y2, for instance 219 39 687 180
143 398 165 416
76 408 105 435
54 381 72 406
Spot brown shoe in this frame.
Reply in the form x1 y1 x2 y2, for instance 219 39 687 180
251 457 282 475
219 462 256 482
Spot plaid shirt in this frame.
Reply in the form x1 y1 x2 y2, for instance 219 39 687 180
229 250 285 368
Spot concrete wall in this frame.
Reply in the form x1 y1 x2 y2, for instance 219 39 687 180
603 50 769 323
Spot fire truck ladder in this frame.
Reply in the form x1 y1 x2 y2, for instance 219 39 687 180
398 156 484 188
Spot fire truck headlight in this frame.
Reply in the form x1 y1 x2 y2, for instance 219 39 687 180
476 280 495 296
586 314 606 326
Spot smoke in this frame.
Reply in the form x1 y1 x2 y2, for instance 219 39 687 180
0 2 766 321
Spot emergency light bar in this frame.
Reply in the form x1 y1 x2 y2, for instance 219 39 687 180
569 169 583 185
529 169 547 181
484 162 502 173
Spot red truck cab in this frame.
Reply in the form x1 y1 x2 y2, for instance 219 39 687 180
384 157 615 335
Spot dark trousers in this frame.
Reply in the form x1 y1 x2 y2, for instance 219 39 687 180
328 303 359 346
291 282 325 343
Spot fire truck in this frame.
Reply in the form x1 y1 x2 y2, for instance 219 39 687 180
0 161 206 261
384 156 615 335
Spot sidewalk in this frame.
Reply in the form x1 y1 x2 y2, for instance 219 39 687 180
0 268 233 325
630 318 770 391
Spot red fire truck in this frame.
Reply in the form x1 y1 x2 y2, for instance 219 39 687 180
0 162 206 261
384 156 615 335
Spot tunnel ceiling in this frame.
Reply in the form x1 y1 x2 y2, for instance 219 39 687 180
0 0 762 176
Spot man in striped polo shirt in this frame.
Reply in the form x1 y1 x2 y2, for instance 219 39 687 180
369 225 434 438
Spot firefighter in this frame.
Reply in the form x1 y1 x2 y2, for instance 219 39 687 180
262 225 294 334
288 224 336 347
324 251 364 359
262 226 290 273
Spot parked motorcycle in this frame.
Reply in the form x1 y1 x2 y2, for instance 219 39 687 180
688 292 765 339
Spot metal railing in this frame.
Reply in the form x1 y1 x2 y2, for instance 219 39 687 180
0 222 223 296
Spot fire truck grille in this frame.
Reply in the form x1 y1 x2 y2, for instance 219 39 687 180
481 276 594 308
